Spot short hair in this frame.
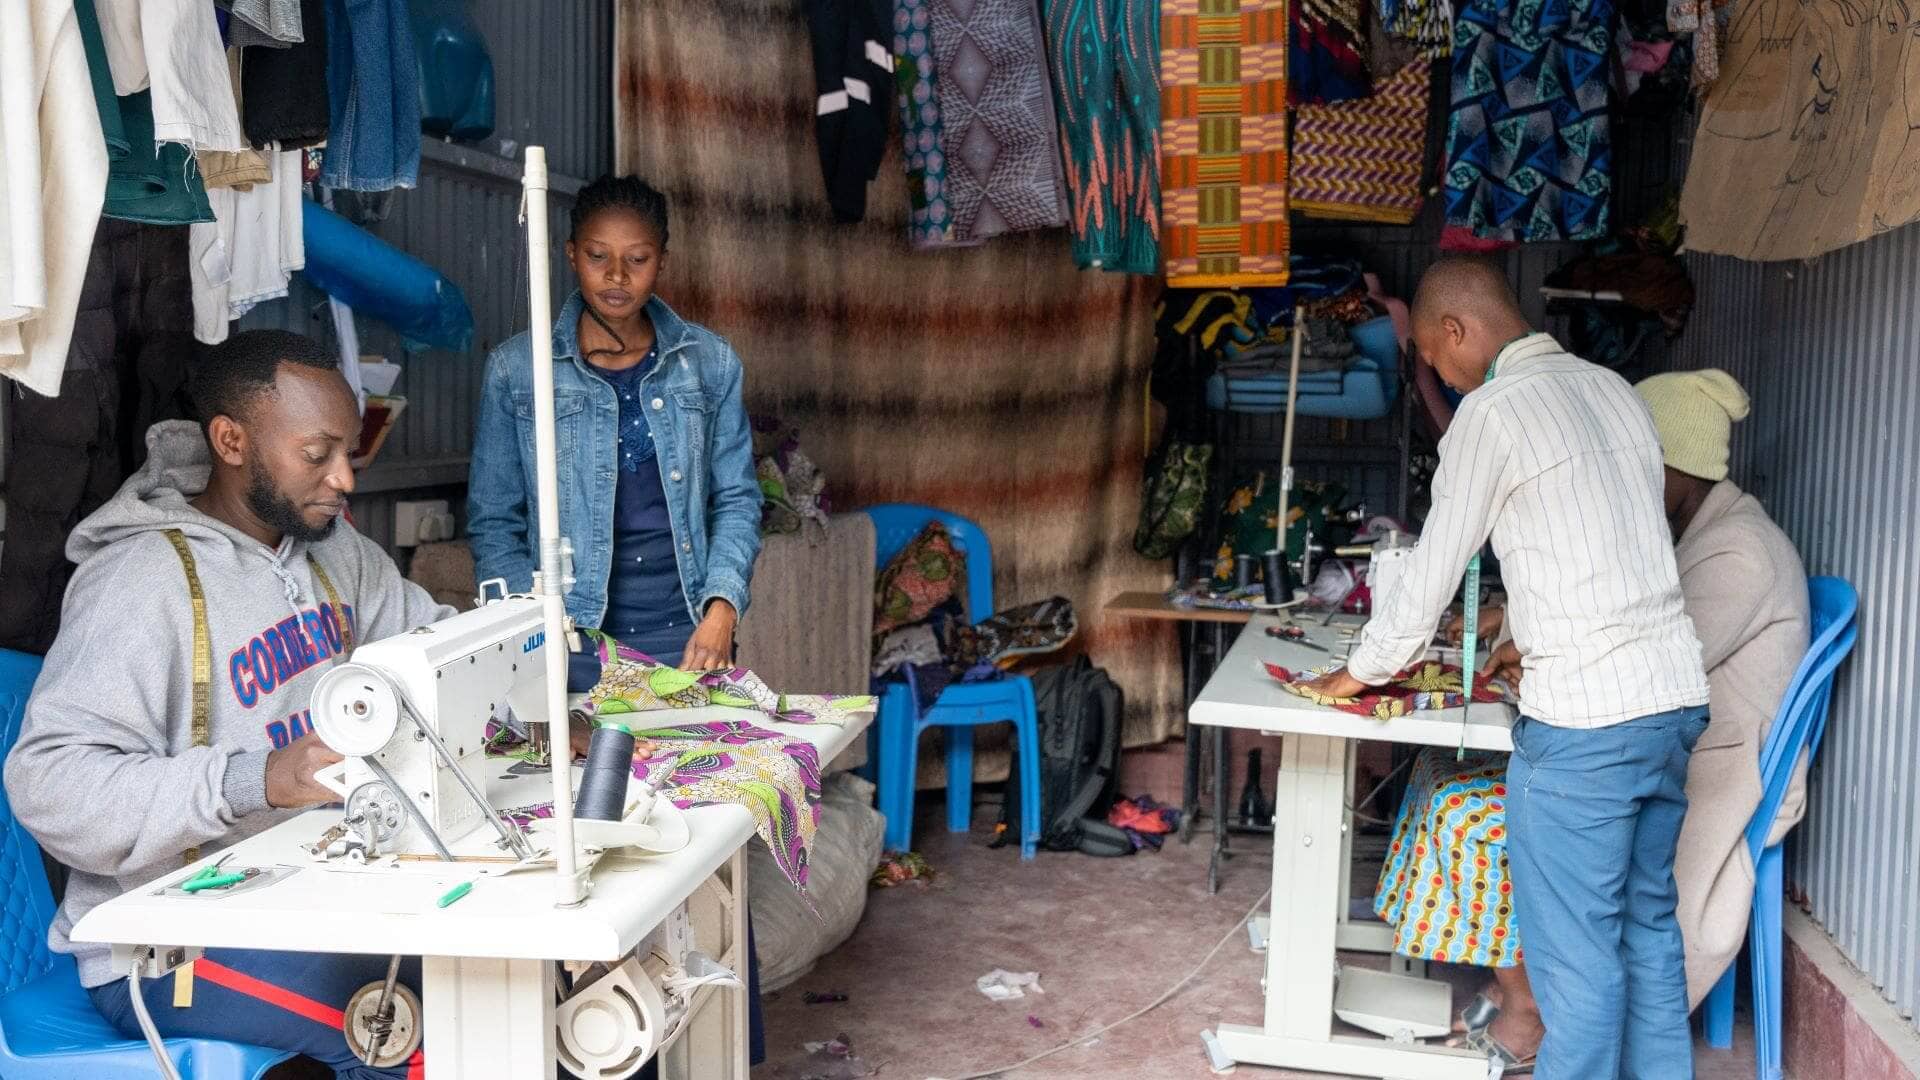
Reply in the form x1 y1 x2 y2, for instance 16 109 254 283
570 174 670 247
189 329 339 432
1411 256 1525 327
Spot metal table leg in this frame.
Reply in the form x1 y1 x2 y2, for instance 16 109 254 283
1209 624 1231 894
1180 622 1201 844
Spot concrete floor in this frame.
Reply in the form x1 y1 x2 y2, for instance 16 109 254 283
757 803 1762 1080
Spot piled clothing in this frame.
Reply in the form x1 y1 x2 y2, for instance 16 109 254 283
752 416 832 539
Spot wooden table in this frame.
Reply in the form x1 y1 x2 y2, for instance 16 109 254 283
1104 591 1257 891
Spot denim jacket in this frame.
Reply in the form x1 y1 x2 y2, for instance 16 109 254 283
468 291 762 629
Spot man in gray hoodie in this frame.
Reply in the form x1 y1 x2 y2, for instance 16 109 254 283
5 330 455 1077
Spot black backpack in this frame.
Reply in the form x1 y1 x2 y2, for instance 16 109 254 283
997 657 1133 856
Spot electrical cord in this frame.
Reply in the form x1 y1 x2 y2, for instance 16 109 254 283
129 961 184 1080
925 885 1274 1080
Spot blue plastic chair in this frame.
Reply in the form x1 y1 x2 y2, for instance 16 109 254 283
0 649 290 1078
863 506 1042 860
1700 578 1860 1080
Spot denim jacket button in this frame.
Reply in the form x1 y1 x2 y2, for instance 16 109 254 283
670 470 682 482
651 397 664 410
682 542 691 552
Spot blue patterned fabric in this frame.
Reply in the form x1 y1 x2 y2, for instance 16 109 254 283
1374 747 1522 967
1442 0 1614 242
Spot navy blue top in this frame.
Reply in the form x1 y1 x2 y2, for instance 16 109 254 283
591 347 691 647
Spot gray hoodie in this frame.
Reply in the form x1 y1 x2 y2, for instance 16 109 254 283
4 421 455 987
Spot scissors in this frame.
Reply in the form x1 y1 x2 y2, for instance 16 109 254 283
1265 624 1330 652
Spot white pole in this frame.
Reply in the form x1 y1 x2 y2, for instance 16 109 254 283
524 147 584 906
1276 304 1305 554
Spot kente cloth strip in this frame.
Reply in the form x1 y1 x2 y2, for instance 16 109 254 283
1290 0 1371 105
1442 0 1615 243
1040 0 1163 273
1291 60 1431 225
1266 660 1517 719
1374 747 1522 966
1160 0 1291 287
928 0 1070 243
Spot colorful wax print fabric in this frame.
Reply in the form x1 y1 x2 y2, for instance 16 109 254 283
1039 0 1163 273
1291 0 1371 105
1266 660 1517 719
893 0 964 247
1379 0 1454 56
1374 747 1521 965
583 632 874 726
1442 0 1614 243
1291 60 1432 224
1160 0 1291 287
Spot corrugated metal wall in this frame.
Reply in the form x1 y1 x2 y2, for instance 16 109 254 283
241 1 614 554
1669 229 1920 1022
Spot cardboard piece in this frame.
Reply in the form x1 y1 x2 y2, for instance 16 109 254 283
1680 0 1920 261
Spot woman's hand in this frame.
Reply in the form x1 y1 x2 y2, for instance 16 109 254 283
680 599 738 671
567 714 657 762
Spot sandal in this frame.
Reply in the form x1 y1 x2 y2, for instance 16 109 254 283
1458 992 1500 1034
1464 1027 1536 1076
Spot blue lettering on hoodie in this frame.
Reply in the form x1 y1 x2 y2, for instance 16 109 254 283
228 603 358 709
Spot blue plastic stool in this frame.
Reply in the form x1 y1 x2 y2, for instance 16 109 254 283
0 649 291 1079
863 505 1042 860
1700 578 1859 1080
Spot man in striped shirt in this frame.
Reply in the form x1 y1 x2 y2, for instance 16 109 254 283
1302 258 1711 1079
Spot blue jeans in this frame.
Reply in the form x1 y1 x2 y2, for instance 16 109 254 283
1506 707 1709 1080
321 0 421 191
89 949 421 1078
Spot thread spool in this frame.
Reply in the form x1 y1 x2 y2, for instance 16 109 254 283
574 725 636 822
1235 554 1257 591
1261 550 1287 605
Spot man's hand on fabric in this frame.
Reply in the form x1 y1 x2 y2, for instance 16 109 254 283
1444 605 1505 645
567 713 658 762
1298 668 1371 699
680 599 737 671
265 732 344 809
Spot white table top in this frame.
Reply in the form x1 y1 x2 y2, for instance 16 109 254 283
74 705 871 964
1191 614 1515 753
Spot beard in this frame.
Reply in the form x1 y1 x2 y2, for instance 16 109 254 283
245 457 338 544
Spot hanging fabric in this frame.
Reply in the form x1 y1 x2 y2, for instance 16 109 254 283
1160 0 1291 287
320 0 421 191
805 0 895 223
1290 0 1371 105
1039 0 1163 274
1291 59 1431 225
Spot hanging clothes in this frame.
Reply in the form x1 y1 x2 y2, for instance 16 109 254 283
805 0 895 223
1379 0 1455 58
90 0 247 151
0 0 111 397
241 0 330 149
222 0 304 48
102 90 217 225
1291 0 1372 105
1039 0 1162 274
1291 59 1431 225
928 0 1070 243
0 220 195 653
1443 0 1616 243
319 0 421 191
191 147 307 344
1160 0 1290 286
892 0 967 247
197 49 273 191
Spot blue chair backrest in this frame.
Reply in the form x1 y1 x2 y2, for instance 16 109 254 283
864 504 996 627
1743 577 1859 861
0 649 58 996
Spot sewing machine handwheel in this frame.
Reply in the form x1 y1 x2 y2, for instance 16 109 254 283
345 783 405 846
343 980 421 1068
311 665 402 757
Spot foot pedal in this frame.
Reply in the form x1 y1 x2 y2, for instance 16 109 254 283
1199 1029 1236 1074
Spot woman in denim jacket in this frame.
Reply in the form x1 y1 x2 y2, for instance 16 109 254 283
469 175 763 669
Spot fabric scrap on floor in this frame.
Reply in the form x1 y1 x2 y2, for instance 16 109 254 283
871 850 935 888
975 969 1045 1001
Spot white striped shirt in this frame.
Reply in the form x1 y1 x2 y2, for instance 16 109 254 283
1349 334 1710 728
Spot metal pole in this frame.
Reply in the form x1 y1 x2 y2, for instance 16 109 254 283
1276 305 1306 555
524 147 584 905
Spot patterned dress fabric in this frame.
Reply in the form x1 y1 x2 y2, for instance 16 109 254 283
1379 0 1455 57
893 0 966 247
1291 0 1371 105
1292 60 1432 224
1160 0 1292 287
1442 0 1615 243
928 0 1071 242
494 634 874 891
1374 748 1522 966
1039 0 1163 273
1266 660 1518 719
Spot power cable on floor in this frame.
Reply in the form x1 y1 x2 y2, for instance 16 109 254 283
925 885 1274 1080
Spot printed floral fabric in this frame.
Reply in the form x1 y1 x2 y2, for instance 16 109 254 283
1374 748 1522 965
873 520 967 637
1266 660 1517 719
752 415 830 538
492 634 875 891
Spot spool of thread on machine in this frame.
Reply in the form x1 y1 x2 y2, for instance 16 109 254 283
574 725 636 822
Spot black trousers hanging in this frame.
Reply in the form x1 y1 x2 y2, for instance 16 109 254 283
0 219 196 653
